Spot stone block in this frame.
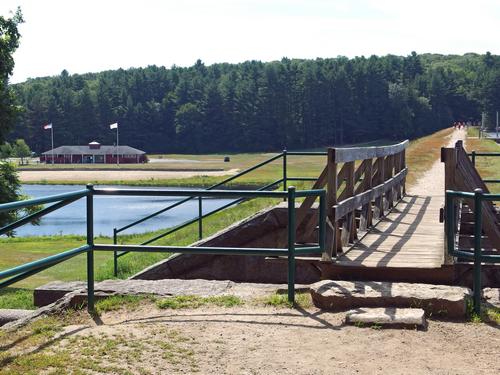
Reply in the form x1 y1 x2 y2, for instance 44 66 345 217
310 280 472 318
34 281 86 307
0 309 33 326
345 307 426 327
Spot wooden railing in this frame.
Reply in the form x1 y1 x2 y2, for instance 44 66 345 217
290 140 409 261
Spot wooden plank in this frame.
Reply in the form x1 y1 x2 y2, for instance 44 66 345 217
332 140 409 163
360 158 373 231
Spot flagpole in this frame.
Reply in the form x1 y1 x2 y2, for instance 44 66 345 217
116 124 119 167
51 125 54 165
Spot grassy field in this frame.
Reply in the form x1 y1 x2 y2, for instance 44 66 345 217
0 128 457 309
21 151 326 187
466 128 500 193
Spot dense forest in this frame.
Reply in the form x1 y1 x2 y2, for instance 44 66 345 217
9 52 500 154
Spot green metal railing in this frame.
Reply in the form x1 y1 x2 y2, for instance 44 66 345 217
112 149 328 275
0 185 326 312
469 151 500 184
445 189 500 315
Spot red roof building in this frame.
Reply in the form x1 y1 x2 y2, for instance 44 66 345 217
40 141 147 164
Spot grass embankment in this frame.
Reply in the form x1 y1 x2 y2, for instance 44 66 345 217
466 127 500 193
0 128 456 309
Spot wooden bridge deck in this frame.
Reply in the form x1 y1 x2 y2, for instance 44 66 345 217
336 194 444 268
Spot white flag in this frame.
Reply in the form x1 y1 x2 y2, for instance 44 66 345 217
110 123 118 129
43 123 52 130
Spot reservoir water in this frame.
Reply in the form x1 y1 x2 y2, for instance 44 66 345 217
16 185 235 237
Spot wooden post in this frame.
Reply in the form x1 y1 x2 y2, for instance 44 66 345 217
401 148 406 195
360 158 373 231
340 161 355 246
327 148 339 257
441 146 456 265
374 156 385 218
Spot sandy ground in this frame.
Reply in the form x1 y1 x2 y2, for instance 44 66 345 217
54 304 500 375
19 168 239 182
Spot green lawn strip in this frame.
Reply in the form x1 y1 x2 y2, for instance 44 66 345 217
22 154 325 187
156 295 243 309
94 295 154 314
466 132 500 193
259 292 313 309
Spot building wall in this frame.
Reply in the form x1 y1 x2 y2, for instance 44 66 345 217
41 154 146 164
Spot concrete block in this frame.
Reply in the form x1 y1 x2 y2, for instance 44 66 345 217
34 281 86 307
310 280 472 318
0 309 33 326
345 307 426 327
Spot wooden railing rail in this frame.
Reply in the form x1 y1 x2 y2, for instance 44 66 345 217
291 140 409 261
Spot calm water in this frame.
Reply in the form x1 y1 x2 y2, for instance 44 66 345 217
16 185 235 237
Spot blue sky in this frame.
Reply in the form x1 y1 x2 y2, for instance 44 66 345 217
1 0 499 83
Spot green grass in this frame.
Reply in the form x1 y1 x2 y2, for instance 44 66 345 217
0 196 277 309
156 295 243 309
260 292 312 308
94 295 154 314
466 131 500 193
23 151 326 188
0 288 35 309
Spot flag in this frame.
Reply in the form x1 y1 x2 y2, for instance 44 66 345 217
43 123 52 130
110 123 118 129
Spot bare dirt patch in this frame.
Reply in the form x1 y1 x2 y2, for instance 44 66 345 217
3 302 494 375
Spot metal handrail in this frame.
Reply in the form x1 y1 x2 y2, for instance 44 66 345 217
445 189 500 315
0 189 88 213
114 152 285 234
115 178 283 258
0 185 326 312
469 150 500 166
111 150 328 275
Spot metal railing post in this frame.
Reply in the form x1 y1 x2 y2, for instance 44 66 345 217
287 186 296 304
471 151 476 166
473 188 483 315
113 228 118 277
86 184 95 313
198 196 203 240
283 150 287 201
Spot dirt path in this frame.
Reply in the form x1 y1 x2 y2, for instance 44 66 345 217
408 128 465 196
19 168 239 182
51 303 499 375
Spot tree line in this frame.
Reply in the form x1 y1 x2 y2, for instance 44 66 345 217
9 52 500 154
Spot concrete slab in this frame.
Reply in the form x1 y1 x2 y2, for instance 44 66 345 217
483 288 500 308
310 280 472 318
34 279 308 307
34 281 86 307
345 307 426 327
0 309 33 326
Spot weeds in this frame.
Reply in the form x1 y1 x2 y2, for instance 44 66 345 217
156 295 243 309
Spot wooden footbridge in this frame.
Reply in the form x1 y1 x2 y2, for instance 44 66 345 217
289 137 499 288
1 132 499 314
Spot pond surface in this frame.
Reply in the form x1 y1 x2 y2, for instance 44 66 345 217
16 185 235 237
